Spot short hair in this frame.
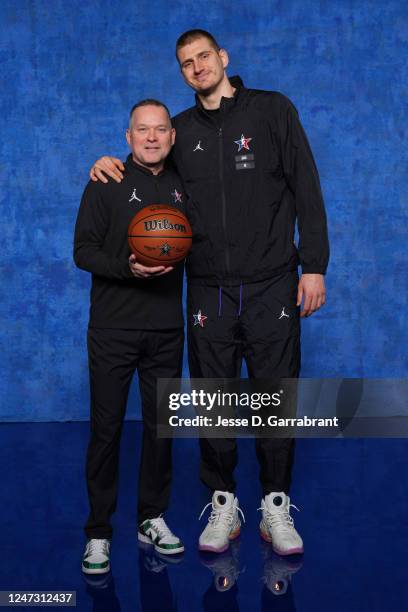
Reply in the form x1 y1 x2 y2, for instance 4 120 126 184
175 29 220 61
128 99 171 129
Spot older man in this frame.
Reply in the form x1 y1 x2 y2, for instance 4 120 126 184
75 100 186 574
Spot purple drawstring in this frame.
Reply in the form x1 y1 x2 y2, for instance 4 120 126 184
237 281 243 317
218 286 223 317
218 282 243 317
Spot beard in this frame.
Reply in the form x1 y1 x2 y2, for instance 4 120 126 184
190 71 224 96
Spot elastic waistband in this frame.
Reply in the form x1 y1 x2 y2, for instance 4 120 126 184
187 265 298 287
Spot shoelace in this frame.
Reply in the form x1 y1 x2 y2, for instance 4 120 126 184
88 539 109 556
257 503 300 532
148 516 175 540
199 501 246 530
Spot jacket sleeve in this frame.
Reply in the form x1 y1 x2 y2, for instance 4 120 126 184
73 182 134 280
277 96 330 274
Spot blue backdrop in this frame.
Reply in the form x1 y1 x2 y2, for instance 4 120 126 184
1 0 406 421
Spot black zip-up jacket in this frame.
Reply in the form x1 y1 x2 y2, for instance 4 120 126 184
172 77 329 285
74 155 186 329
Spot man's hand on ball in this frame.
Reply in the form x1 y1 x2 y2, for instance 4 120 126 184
297 273 326 317
129 254 173 278
90 156 125 183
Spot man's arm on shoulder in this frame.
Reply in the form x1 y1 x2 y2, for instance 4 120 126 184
89 156 125 183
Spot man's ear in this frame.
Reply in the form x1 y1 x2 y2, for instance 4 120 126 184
171 128 176 147
126 129 131 147
219 48 229 69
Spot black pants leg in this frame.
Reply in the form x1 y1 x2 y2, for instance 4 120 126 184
187 284 243 493
242 272 300 495
187 272 300 496
85 328 138 539
137 328 184 524
84 327 183 539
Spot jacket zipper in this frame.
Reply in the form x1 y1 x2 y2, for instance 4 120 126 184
218 127 231 278
154 178 159 200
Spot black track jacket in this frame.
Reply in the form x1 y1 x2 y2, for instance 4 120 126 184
74 156 186 329
172 77 329 286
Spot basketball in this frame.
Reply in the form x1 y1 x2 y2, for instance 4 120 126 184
128 205 192 267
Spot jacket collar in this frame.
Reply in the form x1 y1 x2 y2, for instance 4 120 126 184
125 154 166 177
194 75 245 118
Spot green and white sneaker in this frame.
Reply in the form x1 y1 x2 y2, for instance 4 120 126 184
82 539 110 574
138 516 184 555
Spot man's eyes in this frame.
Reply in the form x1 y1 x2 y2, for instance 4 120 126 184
183 53 210 69
136 127 168 133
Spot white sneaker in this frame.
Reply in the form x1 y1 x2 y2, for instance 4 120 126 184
138 516 184 555
198 491 244 553
82 539 110 574
259 492 304 556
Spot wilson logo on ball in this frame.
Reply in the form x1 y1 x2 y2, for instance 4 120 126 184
128 204 192 267
144 218 187 233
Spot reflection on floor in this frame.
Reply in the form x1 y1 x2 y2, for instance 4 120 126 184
0 422 407 611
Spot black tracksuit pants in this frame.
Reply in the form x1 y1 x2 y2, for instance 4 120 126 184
84 327 184 540
187 271 300 496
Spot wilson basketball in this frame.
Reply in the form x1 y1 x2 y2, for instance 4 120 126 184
128 205 192 267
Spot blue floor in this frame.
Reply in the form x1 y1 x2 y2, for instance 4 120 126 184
0 423 407 611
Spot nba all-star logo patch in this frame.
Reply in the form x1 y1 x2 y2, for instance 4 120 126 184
172 189 183 204
234 134 252 152
193 309 207 328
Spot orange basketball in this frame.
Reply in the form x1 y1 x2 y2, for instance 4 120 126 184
128 205 192 267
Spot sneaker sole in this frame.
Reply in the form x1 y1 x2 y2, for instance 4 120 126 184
260 528 304 555
198 526 241 553
138 532 184 555
82 563 110 575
